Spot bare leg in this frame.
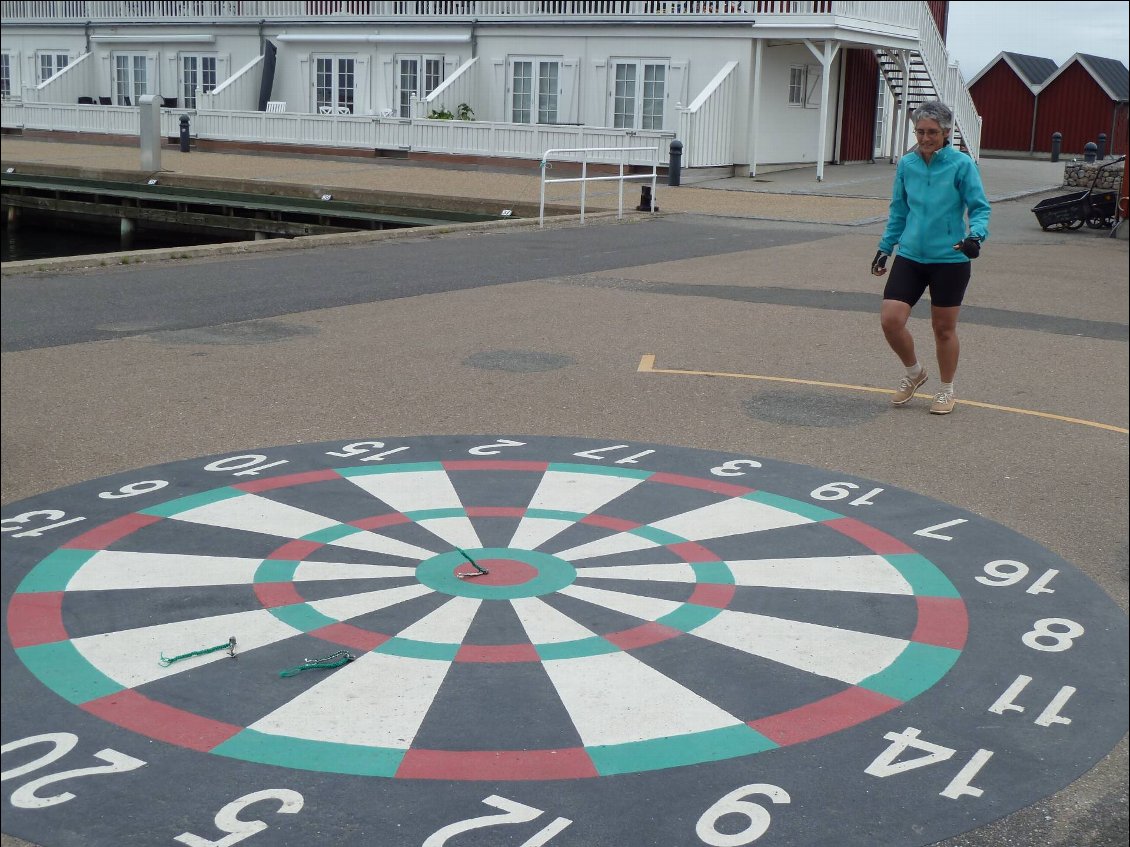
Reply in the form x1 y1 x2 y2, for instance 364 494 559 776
880 299 916 366
931 305 961 383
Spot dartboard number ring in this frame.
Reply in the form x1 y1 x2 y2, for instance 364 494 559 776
2 436 1125 847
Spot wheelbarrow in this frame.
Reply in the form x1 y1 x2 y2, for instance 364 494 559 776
1032 156 1124 231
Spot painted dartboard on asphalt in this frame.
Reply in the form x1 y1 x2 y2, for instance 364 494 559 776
2 436 1126 847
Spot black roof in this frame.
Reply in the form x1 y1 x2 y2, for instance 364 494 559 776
1003 52 1058 86
1077 54 1130 102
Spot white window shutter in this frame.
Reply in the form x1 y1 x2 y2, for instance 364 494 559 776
805 64 822 109
167 53 179 97
381 56 394 113
299 55 310 111
355 56 369 114
668 59 688 111
146 52 159 93
492 58 506 121
100 53 111 98
560 57 578 123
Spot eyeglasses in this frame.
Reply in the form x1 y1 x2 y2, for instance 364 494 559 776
915 129 943 137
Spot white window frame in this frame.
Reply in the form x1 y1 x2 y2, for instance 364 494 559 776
509 56 562 125
873 70 888 157
313 54 356 114
37 51 69 84
0 52 12 98
609 58 669 130
112 53 148 105
396 53 444 117
180 53 218 109
787 64 822 109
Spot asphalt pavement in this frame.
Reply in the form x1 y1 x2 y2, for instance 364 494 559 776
1 138 1126 847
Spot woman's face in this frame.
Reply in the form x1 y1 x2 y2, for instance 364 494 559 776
914 118 949 155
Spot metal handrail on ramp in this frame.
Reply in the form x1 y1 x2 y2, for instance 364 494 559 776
539 146 659 227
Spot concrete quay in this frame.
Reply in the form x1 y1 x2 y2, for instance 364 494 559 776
1 137 1126 847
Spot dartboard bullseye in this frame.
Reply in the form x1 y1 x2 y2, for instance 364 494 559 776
2 436 1126 847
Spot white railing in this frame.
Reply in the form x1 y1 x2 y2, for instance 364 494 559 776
4 100 194 134
22 52 92 105
677 60 737 168
539 145 659 226
1 100 673 165
1 1 916 25
198 54 263 112
908 0 979 158
420 56 476 118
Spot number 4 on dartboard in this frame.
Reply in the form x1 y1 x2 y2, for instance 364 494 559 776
865 726 994 800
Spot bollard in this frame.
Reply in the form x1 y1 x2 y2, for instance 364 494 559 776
1050 131 1062 163
1083 141 1098 164
636 185 658 212
668 139 683 187
179 115 191 152
1097 132 1107 160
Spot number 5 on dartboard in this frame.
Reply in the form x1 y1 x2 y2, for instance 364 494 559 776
174 789 304 847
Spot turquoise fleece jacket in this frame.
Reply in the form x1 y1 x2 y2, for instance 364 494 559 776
878 145 991 264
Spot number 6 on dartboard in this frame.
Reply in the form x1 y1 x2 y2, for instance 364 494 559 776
696 783 791 846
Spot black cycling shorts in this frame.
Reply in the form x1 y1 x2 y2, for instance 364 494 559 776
883 256 971 308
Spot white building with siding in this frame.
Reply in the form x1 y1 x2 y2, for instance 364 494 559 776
0 2 980 176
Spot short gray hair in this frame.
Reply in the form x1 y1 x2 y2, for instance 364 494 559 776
912 100 953 131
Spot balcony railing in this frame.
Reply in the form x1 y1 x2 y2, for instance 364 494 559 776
3 1 911 25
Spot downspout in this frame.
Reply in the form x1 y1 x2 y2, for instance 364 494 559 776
259 19 266 55
1029 89 1039 154
1110 102 1121 158
470 19 477 59
84 20 92 54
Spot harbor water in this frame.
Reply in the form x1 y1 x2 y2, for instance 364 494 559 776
2 223 244 263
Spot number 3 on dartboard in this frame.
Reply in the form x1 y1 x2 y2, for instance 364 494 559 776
422 795 572 846
0 732 145 809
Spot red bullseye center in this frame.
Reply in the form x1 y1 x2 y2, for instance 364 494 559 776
455 558 538 585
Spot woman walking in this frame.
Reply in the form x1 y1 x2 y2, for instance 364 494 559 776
871 100 991 415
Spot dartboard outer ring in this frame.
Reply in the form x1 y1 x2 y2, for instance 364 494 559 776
2 435 1126 847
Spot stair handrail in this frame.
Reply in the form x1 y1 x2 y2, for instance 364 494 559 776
911 0 980 159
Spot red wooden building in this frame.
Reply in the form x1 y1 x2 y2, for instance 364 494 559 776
968 52 1057 152
971 52 1129 156
1035 54 1129 156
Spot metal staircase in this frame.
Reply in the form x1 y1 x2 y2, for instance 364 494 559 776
873 2 981 159
876 48 968 152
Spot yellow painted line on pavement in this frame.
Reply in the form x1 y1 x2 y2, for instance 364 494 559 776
637 355 1129 435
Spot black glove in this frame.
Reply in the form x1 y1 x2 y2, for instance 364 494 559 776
871 251 889 275
953 237 981 259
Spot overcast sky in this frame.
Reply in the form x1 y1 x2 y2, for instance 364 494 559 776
946 1 1130 78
